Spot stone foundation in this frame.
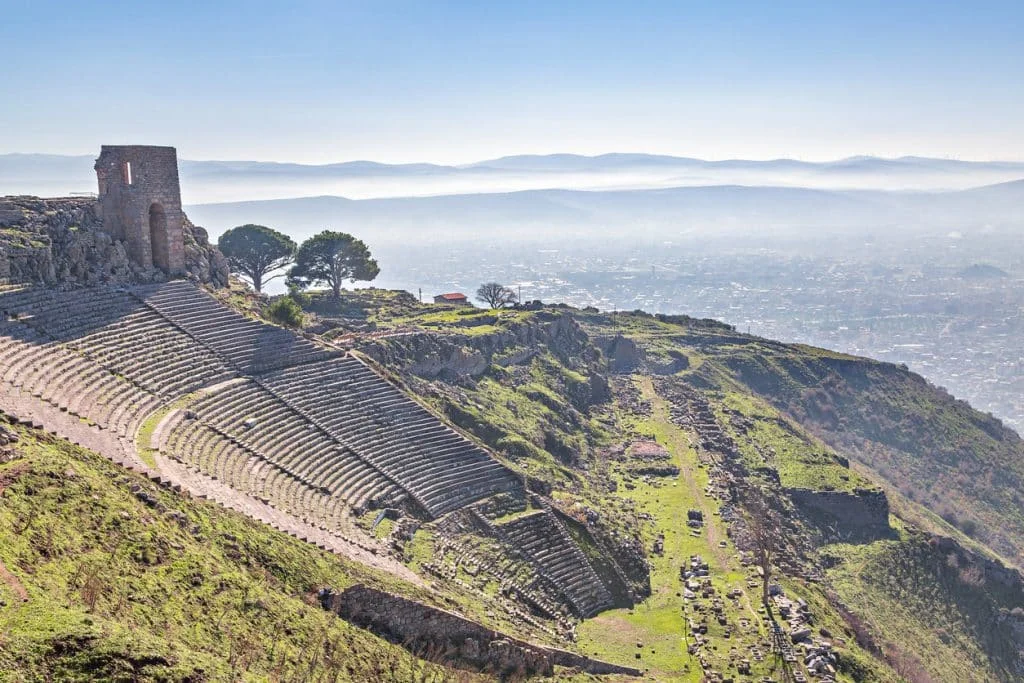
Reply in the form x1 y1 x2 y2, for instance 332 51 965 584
786 487 890 537
323 584 640 678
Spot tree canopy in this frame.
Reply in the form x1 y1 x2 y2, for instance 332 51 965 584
217 224 297 293
476 282 518 308
287 231 380 299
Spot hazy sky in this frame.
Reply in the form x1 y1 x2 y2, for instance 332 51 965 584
3 1 1022 164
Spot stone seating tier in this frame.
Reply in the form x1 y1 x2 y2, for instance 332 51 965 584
180 380 403 511
260 358 524 517
498 512 614 617
136 281 337 374
0 284 602 612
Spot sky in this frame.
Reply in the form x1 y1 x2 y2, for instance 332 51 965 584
2 0 1023 164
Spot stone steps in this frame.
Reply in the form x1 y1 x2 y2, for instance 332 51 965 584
496 511 614 618
260 358 524 517
136 281 338 374
178 379 400 513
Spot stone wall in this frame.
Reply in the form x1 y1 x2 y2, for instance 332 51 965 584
594 334 689 375
595 334 644 372
323 584 640 678
786 487 890 538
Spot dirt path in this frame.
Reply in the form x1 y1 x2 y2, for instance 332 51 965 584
640 378 769 628
0 559 28 602
638 376 731 568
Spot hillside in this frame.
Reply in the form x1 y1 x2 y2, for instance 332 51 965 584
182 180 1024 247
338 292 1024 680
1 216 1023 680
0 418 473 681
689 336 1024 566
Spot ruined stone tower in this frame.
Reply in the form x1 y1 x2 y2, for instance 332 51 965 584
94 145 185 274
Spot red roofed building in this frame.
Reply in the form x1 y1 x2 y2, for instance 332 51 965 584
433 292 469 305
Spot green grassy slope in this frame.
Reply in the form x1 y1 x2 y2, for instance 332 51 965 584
567 305 1024 566
825 530 1024 682
270 289 1024 681
418 303 1024 681
0 423 474 682
576 377 894 682
701 337 1024 566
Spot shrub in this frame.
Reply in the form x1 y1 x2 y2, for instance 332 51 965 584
958 563 985 587
940 509 960 529
957 517 979 537
264 297 304 328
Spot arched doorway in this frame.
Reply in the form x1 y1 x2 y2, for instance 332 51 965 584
149 203 170 271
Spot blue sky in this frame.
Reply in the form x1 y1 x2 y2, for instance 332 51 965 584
3 0 1022 163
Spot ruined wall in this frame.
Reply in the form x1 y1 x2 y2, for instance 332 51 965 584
1 145 227 286
786 487 890 537
323 584 640 677
95 145 185 274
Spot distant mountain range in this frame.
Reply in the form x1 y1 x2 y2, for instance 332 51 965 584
2 152 1023 205
183 179 1024 246
3 151 1020 246
465 152 1024 175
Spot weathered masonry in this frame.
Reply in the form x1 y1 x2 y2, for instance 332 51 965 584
323 585 641 678
94 145 185 274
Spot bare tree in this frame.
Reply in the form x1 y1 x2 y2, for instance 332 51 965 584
744 493 782 608
476 282 518 308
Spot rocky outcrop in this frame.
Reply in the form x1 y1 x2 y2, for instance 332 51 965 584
0 413 19 461
596 334 643 372
364 333 490 380
594 334 689 375
181 219 229 287
361 311 605 387
931 535 1024 590
322 584 641 678
0 196 228 287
